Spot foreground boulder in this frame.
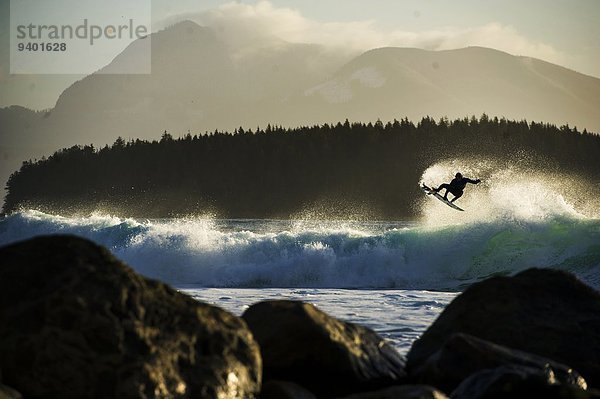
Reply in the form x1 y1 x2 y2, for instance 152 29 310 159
407 268 600 388
0 384 22 399
451 365 598 399
259 380 317 399
340 385 448 399
410 333 587 393
243 300 406 398
0 235 261 399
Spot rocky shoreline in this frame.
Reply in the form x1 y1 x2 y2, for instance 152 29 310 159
1 235 599 398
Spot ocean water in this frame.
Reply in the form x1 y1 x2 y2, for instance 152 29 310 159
1 164 599 352
182 288 456 354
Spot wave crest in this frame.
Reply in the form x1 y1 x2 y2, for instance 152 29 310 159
419 159 599 225
1 209 598 291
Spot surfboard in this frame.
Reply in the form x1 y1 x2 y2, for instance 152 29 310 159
421 183 465 212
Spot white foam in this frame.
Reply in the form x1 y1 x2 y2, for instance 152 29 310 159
1 208 598 291
419 159 594 226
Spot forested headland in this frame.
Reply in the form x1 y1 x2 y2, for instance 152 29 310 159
3 116 599 219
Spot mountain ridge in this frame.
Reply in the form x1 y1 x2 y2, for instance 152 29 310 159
296 45 600 129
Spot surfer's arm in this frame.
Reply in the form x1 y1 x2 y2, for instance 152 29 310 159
466 178 481 184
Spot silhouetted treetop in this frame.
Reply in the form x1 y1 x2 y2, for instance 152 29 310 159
3 115 599 219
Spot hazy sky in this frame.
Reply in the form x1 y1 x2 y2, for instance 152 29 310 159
1 0 599 110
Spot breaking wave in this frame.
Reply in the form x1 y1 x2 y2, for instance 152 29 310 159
0 213 598 291
1 160 598 291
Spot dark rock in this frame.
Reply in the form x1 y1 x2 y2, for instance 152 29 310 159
259 380 317 399
407 268 600 387
0 235 261 399
242 300 406 398
340 385 448 399
450 364 599 399
410 332 587 393
0 384 23 399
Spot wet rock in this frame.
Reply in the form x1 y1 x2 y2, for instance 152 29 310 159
242 300 406 398
0 235 261 399
407 268 600 387
0 384 22 399
450 364 598 399
340 385 448 399
259 380 317 399
410 332 586 393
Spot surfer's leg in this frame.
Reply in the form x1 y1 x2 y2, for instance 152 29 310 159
450 190 463 203
436 184 451 199
436 183 450 195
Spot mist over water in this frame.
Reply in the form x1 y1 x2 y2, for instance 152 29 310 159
420 158 598 223
1 162 598 291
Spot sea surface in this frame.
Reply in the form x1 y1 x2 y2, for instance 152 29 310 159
182 288 456 354
1 164 599 352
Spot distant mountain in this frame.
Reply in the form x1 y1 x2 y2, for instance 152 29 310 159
30 22 600 146
44 20 349 146
290 46 600 130
0 106 43 148
2 20 600 201
0 106 48 194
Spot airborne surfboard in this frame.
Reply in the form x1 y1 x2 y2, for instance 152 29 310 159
421 183 465 212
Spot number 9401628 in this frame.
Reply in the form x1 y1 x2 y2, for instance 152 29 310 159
17 42 67 51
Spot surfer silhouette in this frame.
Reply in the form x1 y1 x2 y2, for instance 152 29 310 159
434 173 481 203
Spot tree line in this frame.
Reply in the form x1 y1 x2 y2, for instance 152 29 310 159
3 115 599 219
